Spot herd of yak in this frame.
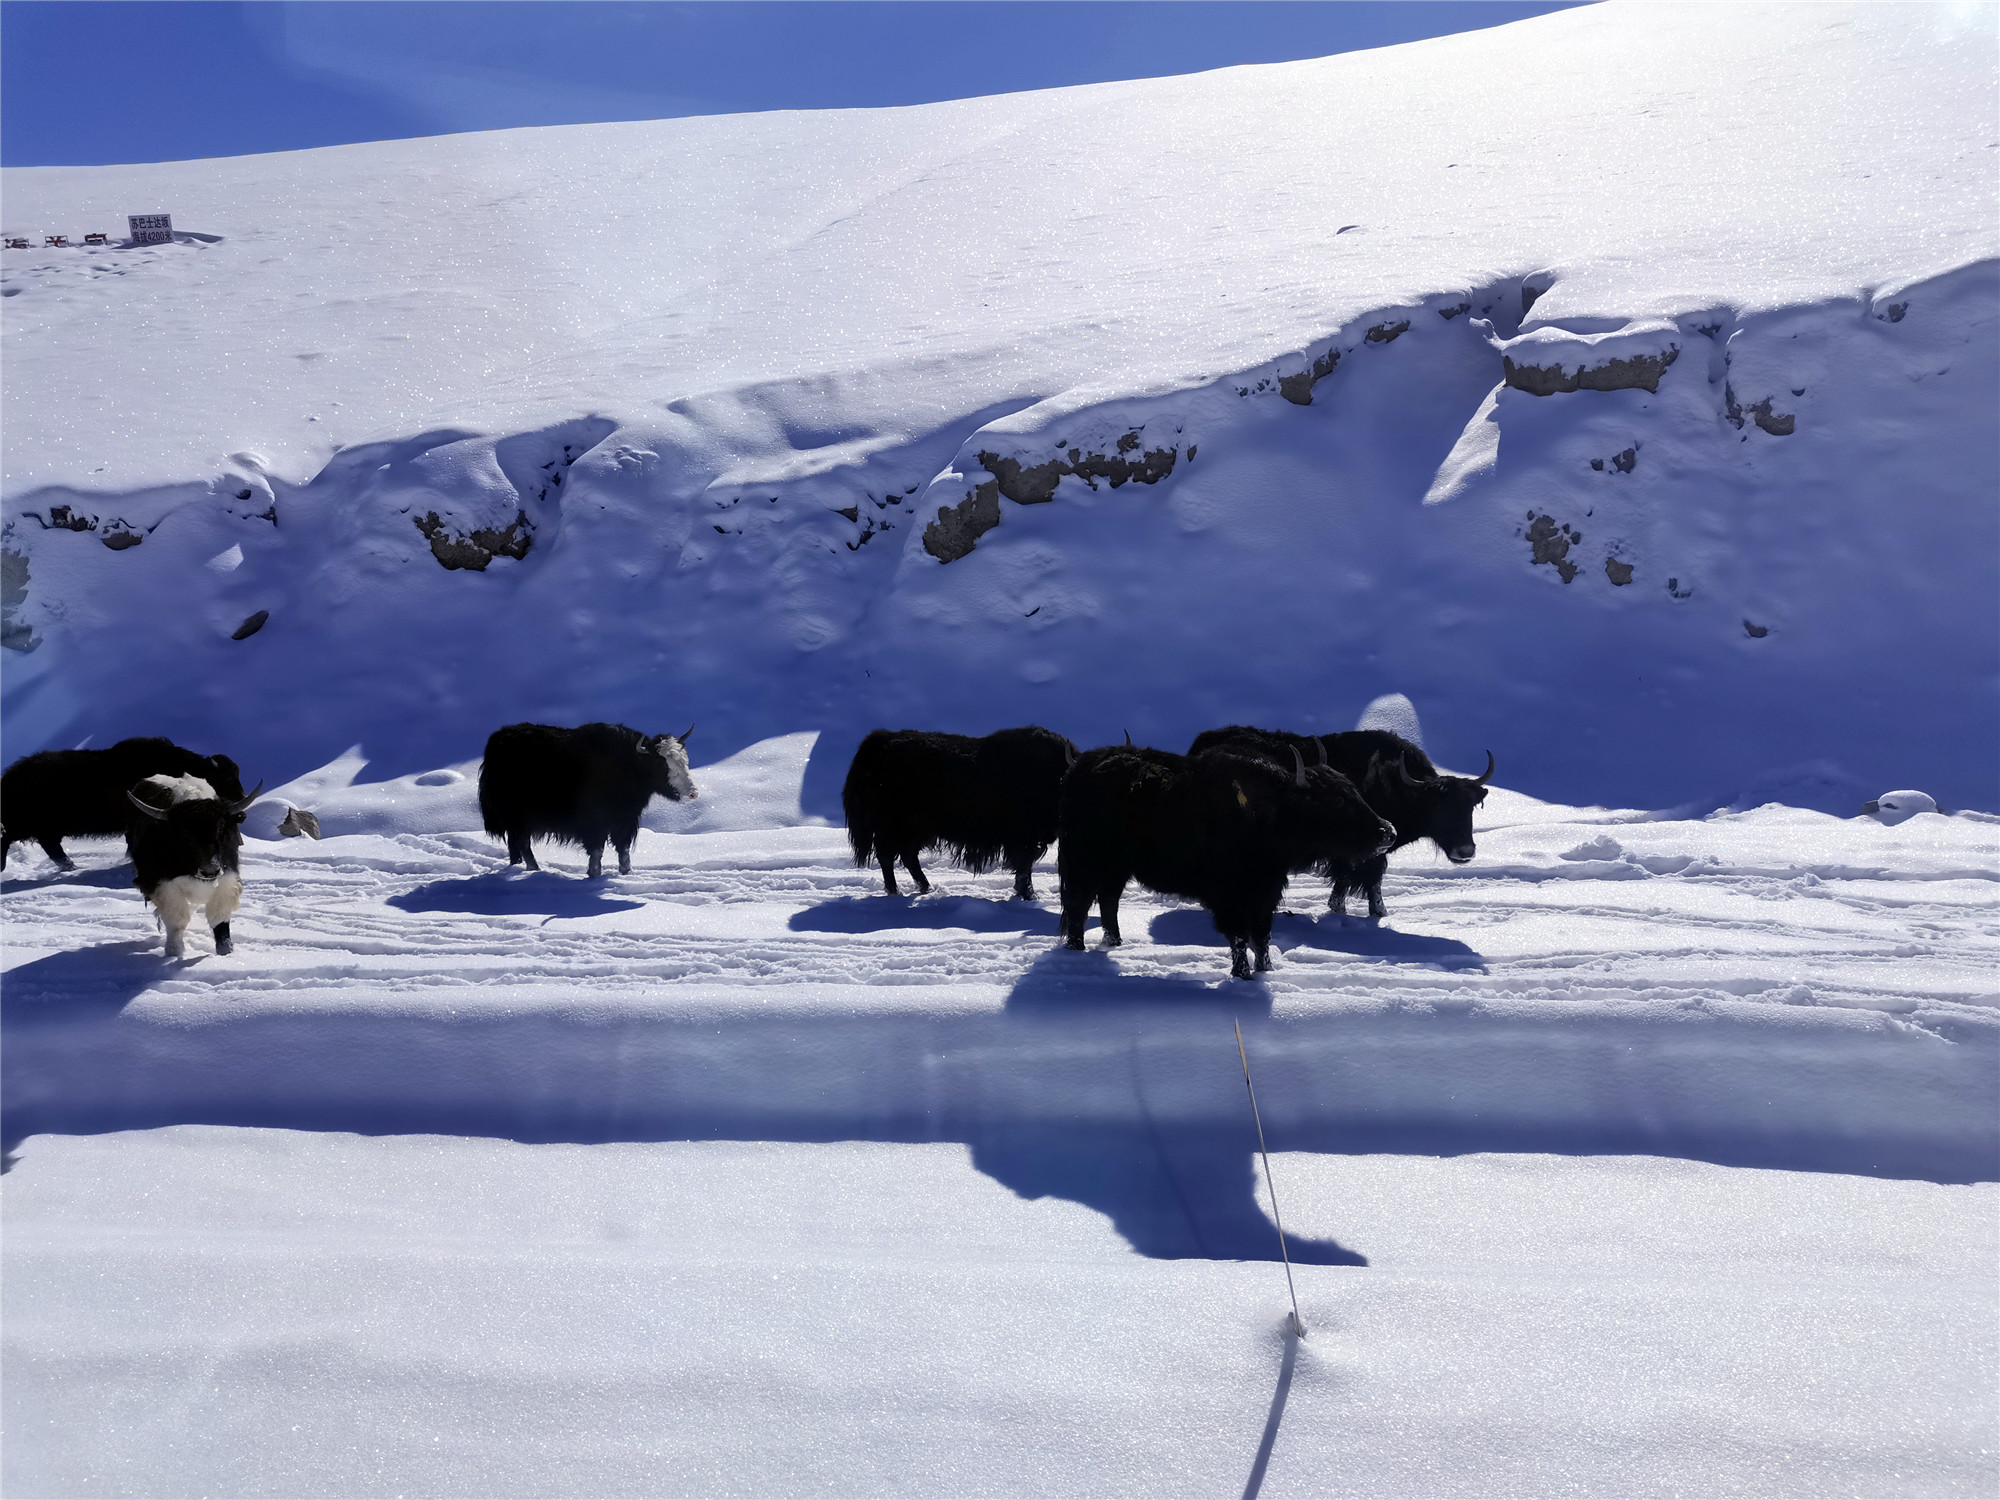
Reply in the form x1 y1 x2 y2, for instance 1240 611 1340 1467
0 720 1491 978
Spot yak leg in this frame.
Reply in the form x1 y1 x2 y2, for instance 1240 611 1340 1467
1328 864 1354 916
1251 909 1275 973
584 841 606 879
1359 854 1390 919
507 831 540 871
1059 871 1092 949
1097 880 1126 947
206 873 243 956
1005 844 1037 901
613 836 634 876
37 834 75 871
148 878 198 959
1229 941 1254 980
900 846 931 895
876 837 901 895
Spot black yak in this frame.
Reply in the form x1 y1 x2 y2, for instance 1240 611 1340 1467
478 722 696 878
1058 741 1396 979
1190 726 1493 918
842 726 1079 898
125 772 263 957
2 736 246 870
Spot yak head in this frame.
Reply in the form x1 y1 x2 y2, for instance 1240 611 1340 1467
128 781 263 878
1388 750 1493 863
647 727 699 801
1286 746 1398 862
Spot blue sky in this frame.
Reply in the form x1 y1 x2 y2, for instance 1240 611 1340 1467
2 1 1586 167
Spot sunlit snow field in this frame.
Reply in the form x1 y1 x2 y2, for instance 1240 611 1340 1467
4 734 1995 1497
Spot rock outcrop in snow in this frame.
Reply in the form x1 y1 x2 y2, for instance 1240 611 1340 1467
0 4 1993 816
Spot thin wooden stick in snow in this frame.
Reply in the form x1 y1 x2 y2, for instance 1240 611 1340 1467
1235 1017 1305 1338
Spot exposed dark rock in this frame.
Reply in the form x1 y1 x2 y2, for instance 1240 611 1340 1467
45 505 93 532
1591 459 1604 472
231 610 269 640
976 451 1068 504
1667 577 1693 600
1278 348 1339 406
413 510 534 570
1526 515 1579 583
1605 559 1633 586
1612 447 1637 473
1743 619 1769 638
1505 346 1678 396
1 549 37 653
922 482 1000 563
834 506 860 523
1438 303 1472 320
1365 321 1410 343
1521 283 1548 317
101 529 143 550
1882 302 1908 323
1749 401 1795 436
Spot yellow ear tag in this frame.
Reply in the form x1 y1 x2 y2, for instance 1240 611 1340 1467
1235 782 1248 808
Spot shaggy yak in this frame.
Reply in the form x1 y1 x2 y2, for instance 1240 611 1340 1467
2 736 246 870
842 726 1079 898
1189 726 1493 918
1058 740 1396 979
125 771 263 957
478 721 697 878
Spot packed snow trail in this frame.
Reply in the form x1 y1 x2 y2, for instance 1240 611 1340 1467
7 747 1995 1222
5 740 1996 1494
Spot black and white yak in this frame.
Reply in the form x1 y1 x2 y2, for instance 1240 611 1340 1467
842 725 1080 899
478 722 697 878
1 736 246 870
1058 741 1397 979
1189 725 1493 918
125 772 263 957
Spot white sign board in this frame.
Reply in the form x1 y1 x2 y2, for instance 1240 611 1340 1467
128 213 172 245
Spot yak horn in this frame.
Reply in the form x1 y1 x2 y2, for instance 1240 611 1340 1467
1474 751 1495 786
228 781 265 814
677 724 694 744
1289 745 1307 787
1065 744 1078 767
1312 736 1328 768
1123 730 1133 747
127 789 171 821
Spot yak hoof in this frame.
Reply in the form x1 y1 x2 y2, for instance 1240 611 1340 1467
1064 935 1086 951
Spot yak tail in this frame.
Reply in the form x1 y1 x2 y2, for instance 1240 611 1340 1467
841 780 877 869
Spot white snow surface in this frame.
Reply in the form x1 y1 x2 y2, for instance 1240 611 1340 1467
3 741 1997 1494
3 10 1998 1485
1 1 1995 814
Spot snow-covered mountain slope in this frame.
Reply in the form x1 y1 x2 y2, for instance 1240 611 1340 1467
2 1 1995 815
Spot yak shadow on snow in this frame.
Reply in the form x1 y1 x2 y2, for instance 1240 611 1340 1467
1146 906 1485 970
2 940 184 1025
980 948 1365 1265
388 872 644 918
1 856 135 895
789 894 1061 937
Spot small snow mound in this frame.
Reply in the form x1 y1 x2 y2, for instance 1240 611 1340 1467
1560 835 1625 862
1864 790 1938 826
1356 693 1423 747
414 769 464 787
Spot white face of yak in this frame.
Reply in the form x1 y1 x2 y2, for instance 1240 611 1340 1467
653 735 697 800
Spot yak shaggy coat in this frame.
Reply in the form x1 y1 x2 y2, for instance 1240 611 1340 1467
1058 742 1395 979
478 721 696 878
125 772 260 958
842 726 1078 899
1191 726 1493 918
2 736 245 869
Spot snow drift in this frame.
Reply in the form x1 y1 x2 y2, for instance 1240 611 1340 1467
2 1 1995 819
